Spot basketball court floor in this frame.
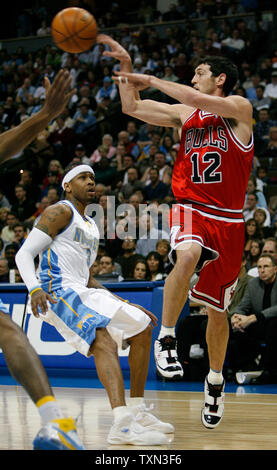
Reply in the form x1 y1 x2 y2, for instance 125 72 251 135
0 371 277 452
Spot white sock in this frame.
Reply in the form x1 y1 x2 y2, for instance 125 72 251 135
128 397 144 410
208 369 224 385
36 396 64 425
113 406 132 423
158 325 175 339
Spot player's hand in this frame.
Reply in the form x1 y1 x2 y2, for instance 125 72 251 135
113 70 151 91
130 303 158 327
43 69 76 120
31 289 57 318
97 34 131 63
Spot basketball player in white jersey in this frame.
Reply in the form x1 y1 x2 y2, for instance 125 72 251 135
0 70 86 449
16 162 174 446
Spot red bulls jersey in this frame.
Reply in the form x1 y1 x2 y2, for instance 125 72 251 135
172 109 254 220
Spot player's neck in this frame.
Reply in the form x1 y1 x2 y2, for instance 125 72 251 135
66 196 86 217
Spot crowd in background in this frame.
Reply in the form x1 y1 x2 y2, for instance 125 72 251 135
0 0 276 289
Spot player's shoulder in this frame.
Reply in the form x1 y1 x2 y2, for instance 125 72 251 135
172 103 196 126
43 201 73 221
226 94 252 110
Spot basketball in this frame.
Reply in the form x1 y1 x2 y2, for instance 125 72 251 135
51 8 98 54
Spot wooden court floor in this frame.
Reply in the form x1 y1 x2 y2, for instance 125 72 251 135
0 384 277 451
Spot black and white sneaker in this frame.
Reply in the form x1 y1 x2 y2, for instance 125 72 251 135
154 336 184 380
201 376 225 429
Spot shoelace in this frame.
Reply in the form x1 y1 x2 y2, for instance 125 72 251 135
134 403 155 422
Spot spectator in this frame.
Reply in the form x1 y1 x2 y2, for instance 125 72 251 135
229 254 277 383
93 156 117 187
40 172 61 200
244 218 263 256
115 236 141 279
47 114 75 163
264 71 277 100
136 210 169 258
95 76 118 104
72 143 91 166
47 187 60 206
13 222 27 247
4 242 19 269
248 238 277 277
117 130 140 160
120 167 145 200
245 176 267 209
15 77 36 105
90 134 116 164
41 160 64 190
18 169 40 203
0 207 10 232
0 258 9 282
243 193 270 225
156 239 172 274
146 251 165 281
245 239 264 271
1 212 18 243
254 208 274 236
95 255 122 282
131 258 150 281
0 188 11 209
251 85 271 117
72 102 97 139
254 108 277 155
143 166 170 202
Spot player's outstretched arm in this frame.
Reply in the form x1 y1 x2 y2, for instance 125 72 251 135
97 34 190 129
114 71 253 124
0 69 76 165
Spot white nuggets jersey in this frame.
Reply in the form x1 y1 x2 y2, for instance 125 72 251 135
37 200 99 293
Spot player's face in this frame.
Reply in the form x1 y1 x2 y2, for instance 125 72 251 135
191 64 218 95
70 172 95 203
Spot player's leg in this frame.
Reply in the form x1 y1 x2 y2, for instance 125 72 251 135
127 324 174 434
201 307 228 429
89 327 168 445
155 243 202 380
89 327 126 409
0 310 84 450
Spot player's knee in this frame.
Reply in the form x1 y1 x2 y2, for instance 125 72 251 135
174 251 198 278
0 311 25 343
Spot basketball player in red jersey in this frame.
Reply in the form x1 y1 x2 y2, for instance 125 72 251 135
97 34 253 428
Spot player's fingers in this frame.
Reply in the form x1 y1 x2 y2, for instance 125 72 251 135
46 293 57 304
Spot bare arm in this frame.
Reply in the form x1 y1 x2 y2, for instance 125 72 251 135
97 34 192 129
35 203 73 238
114 71 253 125
0 70 76 164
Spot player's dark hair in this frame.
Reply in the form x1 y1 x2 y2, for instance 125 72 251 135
195 56 239 96
63 162 84 177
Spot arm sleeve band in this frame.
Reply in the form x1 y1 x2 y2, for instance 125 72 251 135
15 227 53 292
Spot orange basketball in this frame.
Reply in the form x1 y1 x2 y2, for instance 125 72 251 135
51 8 98 54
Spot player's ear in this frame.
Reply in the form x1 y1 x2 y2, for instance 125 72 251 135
64 182 71 193
216 73 226 89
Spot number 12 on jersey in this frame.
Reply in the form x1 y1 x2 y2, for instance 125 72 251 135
191 151 222 184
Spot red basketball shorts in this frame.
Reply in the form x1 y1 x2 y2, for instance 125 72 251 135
169 203 245 312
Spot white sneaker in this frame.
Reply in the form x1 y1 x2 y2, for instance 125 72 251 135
154 336 184 380
201 376 225 429
130 403 174 434
107 412 169 445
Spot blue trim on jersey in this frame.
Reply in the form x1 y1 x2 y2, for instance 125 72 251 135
51 287 110 347
0 297 9 314
39 248 62 293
